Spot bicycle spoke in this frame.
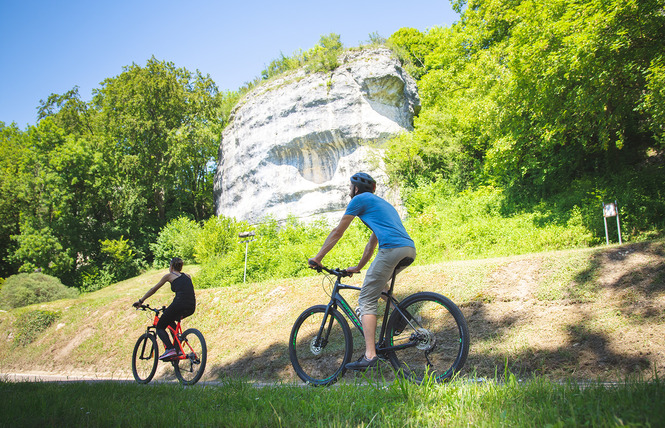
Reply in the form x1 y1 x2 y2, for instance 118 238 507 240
132 333 158 384
387 292 469 383
173 329 207 385
289 306 353 386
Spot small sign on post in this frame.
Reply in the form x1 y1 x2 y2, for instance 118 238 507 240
602 201 622 245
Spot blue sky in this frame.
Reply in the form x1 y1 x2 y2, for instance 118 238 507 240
1 0 458 129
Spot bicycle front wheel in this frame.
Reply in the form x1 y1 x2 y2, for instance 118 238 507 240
387 292 469 384
173 328 207 385
289 305 353 386
132 333 158 384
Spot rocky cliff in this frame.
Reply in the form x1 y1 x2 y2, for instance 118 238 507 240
213 47 420 223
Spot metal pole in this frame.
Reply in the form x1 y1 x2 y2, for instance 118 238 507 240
604 217 609 245
239 231 256 284
243 241 249 283
615 200 622 245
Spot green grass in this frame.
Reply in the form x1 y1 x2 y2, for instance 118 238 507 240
1 375 663 427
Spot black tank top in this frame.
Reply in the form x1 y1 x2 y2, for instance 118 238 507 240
171 273 196 305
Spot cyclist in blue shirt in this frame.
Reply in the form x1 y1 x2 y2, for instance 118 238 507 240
309 172 416 370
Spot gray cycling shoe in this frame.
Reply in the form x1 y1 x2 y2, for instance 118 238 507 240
345 355 379 370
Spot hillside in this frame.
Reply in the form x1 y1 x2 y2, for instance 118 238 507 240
1 239 664 383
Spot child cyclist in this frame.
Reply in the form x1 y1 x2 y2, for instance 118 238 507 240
133 257 196 360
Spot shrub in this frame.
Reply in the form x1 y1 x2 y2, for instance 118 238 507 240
79 265 115 293
404 183 595 262
193 215 371 288
99 236 142 282
307 34 343 73
0 273 78 309
151 217 202 267
194 216 246 263
13 309 60 346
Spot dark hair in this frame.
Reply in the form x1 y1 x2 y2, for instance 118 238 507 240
350 172 376 194
170 257 184 272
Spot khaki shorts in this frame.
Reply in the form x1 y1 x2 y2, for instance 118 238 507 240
358 246 416 316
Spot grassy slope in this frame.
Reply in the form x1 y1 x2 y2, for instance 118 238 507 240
1 239 664 383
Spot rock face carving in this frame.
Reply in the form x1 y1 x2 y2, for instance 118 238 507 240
214 47 420 223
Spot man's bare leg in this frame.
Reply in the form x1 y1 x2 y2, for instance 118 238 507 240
362 314 378 359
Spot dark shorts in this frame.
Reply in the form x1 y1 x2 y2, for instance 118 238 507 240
156 300 195 330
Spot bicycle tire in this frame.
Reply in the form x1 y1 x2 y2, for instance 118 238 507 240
173 328 207 385
132 333 158 384
289 305 353 386
386 292 469 384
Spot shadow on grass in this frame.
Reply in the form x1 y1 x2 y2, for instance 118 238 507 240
463 240 664 380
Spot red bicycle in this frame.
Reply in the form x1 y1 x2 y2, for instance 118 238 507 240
132 304 207 385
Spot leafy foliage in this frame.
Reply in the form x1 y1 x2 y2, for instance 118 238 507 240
0 273 77 309
386 0 665 238
10 225 74 278
150 217 202 267
306 33 343 73
99 236 142 282
193 215 370 288
255 33 344 88
2 11 664 291
404 181 595 262
0 58 227 287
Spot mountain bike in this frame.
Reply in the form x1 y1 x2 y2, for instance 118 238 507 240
132 304 207 385
289 258 469 386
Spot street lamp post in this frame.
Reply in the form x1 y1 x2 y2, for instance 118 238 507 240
239 231 256 284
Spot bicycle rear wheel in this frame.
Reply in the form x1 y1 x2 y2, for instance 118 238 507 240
173 328 207 385
132 333 158 384
289 305 353 386
386 292 469 384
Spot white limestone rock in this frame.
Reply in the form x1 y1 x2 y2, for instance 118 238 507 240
214 47 420 223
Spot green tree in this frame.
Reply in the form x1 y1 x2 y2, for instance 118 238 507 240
488 0 665 193
4 119 109 284
388 28 433 79
2 58 227 286
6 222 73 279
387 0 665 197
99 236 141 281
643 55 665 144
0 122 30 277
37 86 96 136
93 57 223 229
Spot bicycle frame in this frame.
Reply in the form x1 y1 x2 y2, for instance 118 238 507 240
316 270 422 357
140 306 190 361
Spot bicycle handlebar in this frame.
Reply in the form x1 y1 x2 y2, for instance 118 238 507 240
308 259 354 278
133 303 166 314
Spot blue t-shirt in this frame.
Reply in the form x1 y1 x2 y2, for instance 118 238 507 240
344 193 415 249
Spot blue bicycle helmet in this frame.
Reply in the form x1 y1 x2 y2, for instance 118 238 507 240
350 172 376 194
